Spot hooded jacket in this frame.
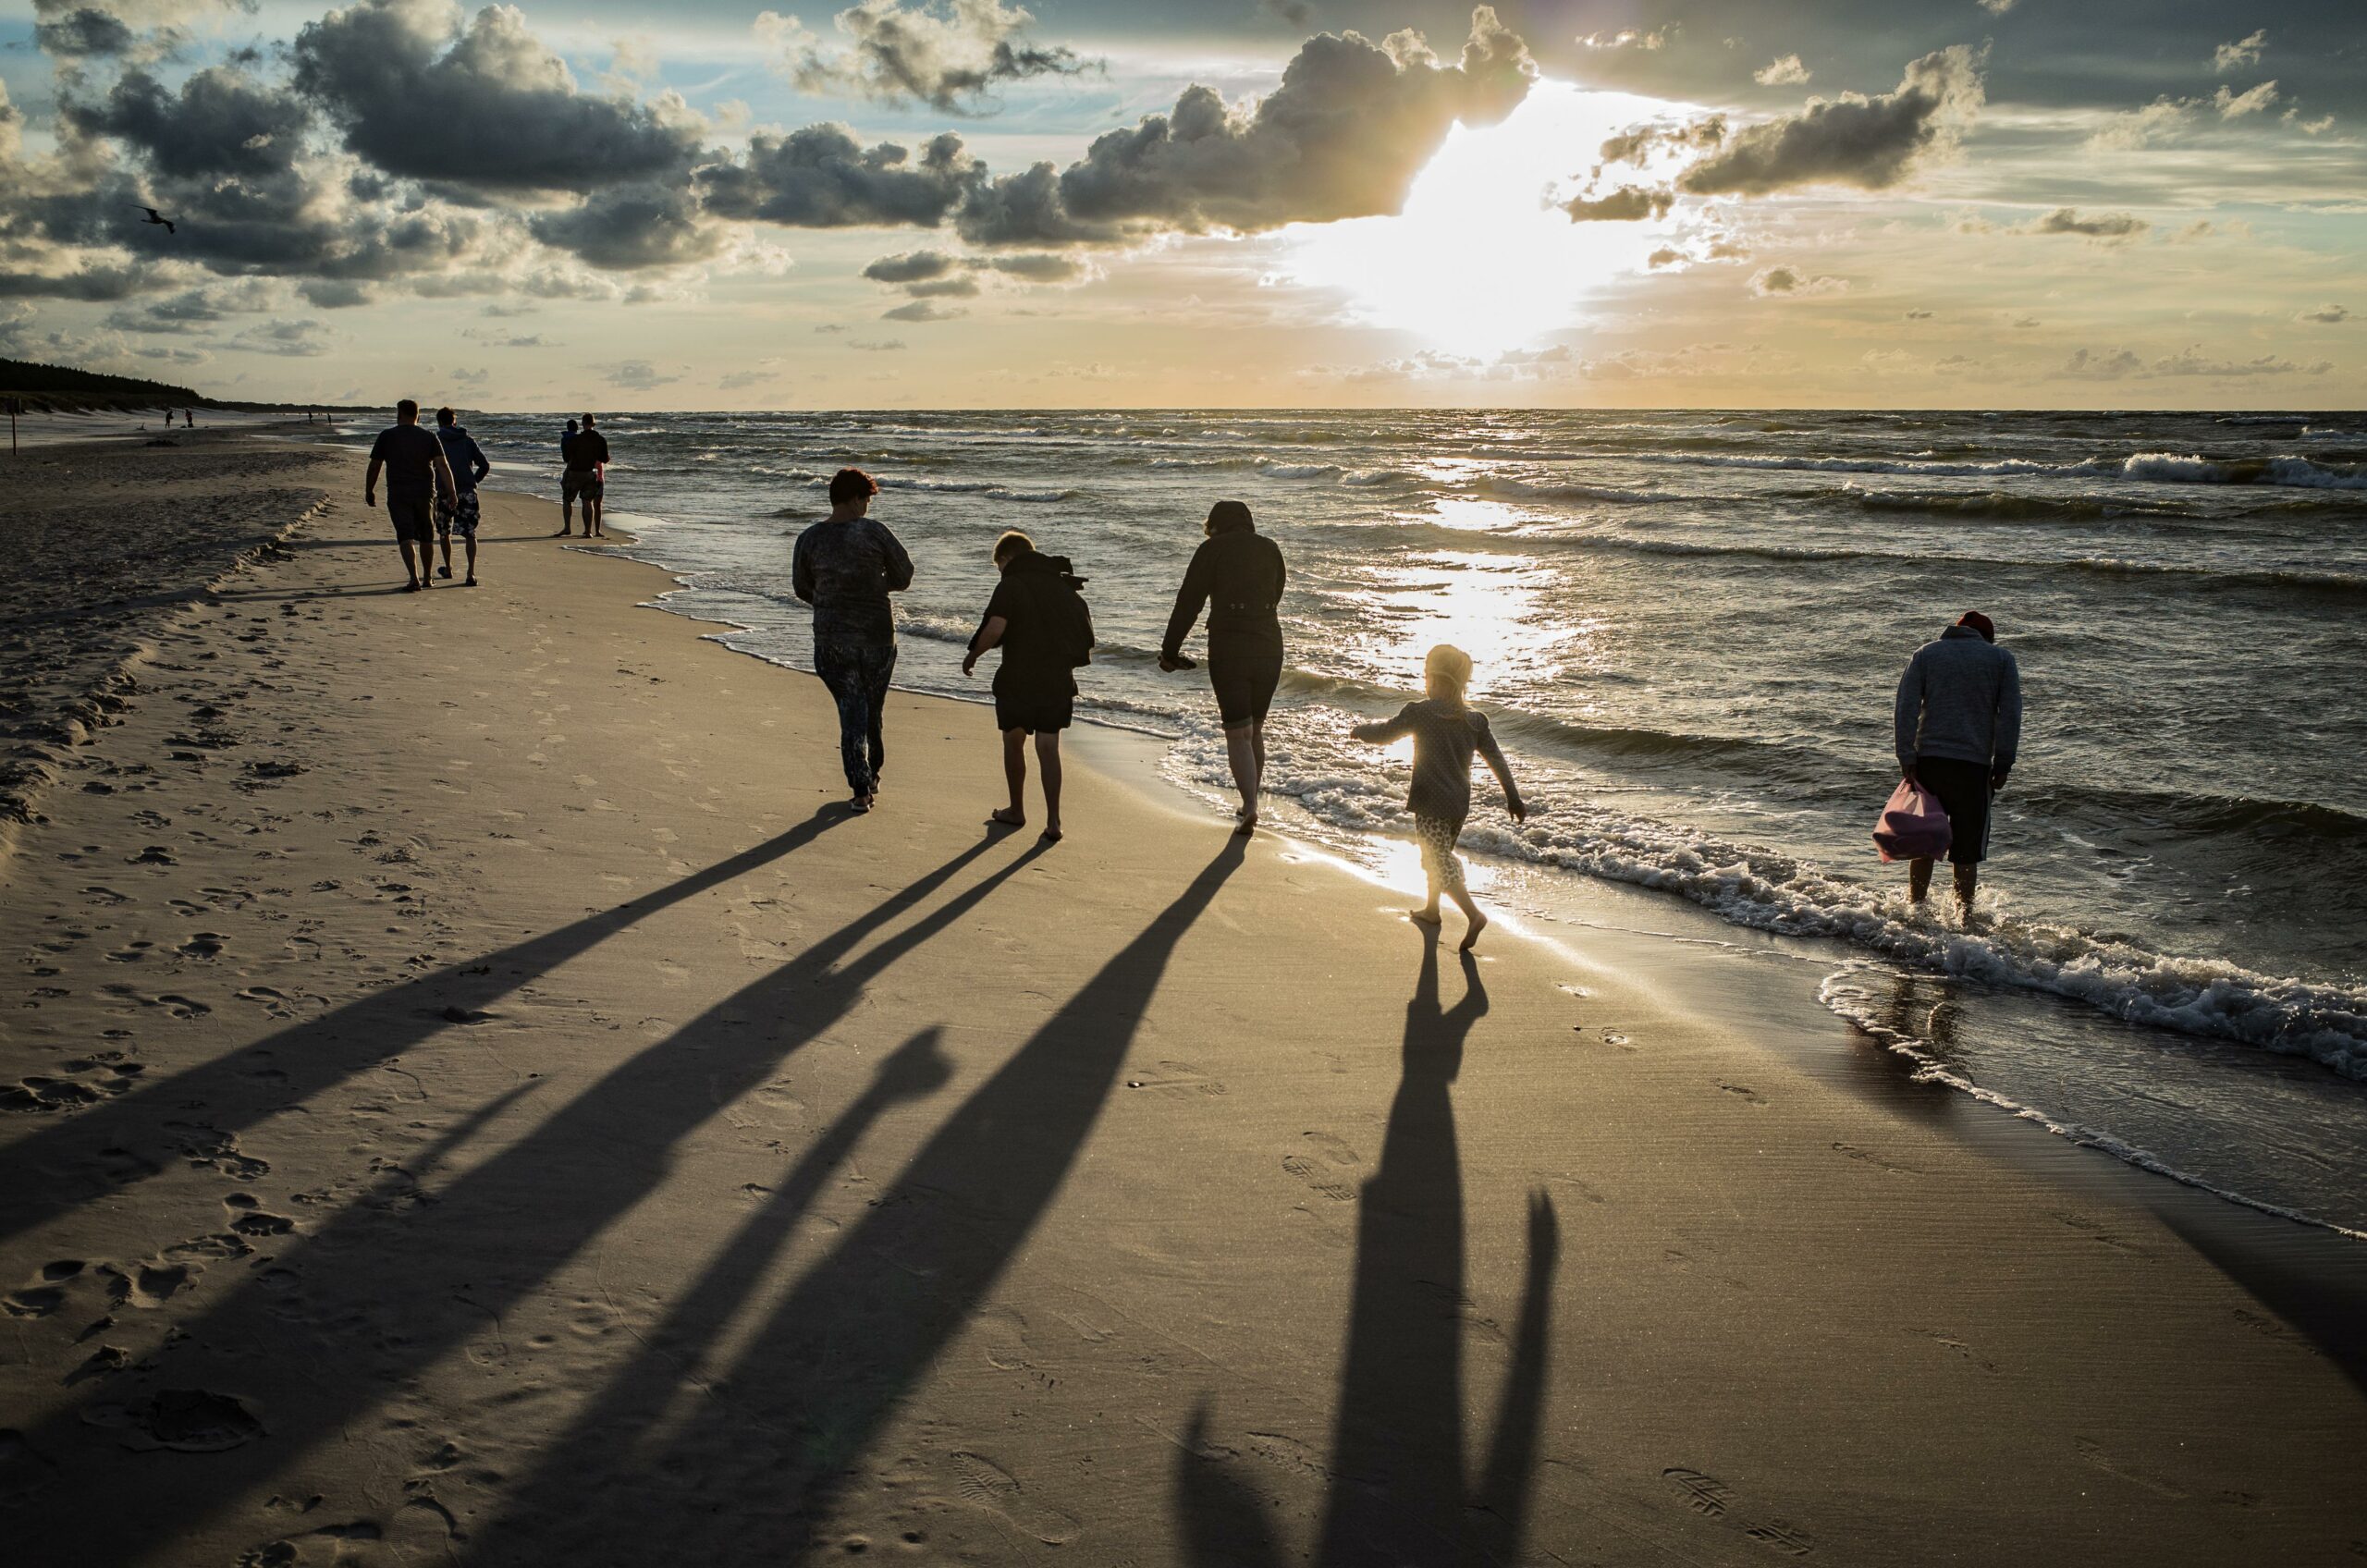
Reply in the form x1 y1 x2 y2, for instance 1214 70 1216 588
1895 623 2023 773
974 548 1087 693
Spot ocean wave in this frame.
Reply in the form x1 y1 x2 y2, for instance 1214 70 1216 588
1479 476 1668 505
1168 722 2367 1078
1258 461 1344 480
984 486 1077 503
1623 448 2367 490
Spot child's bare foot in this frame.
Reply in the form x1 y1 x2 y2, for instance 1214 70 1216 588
1408 907 1442 927
1233 814 1257 836
1459 911 1489 950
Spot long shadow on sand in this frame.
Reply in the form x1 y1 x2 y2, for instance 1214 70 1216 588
1176 936 1561 1567
451 839 1248 1565
10 833 1046 1562
0 809 851 1247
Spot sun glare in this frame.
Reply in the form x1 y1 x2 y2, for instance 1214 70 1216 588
1283 81 1681 359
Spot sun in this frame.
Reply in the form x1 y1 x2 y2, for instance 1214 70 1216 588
1282 81 1684 359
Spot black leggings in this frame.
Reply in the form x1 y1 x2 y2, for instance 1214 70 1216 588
1208 639 1283 728
815 640 895 795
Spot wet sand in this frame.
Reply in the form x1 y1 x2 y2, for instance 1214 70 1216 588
0 442 2361 1566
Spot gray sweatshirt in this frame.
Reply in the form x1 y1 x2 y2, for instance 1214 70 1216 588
1895 625 2022 773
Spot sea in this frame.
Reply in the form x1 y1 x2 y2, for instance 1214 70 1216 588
331 409 2367 1234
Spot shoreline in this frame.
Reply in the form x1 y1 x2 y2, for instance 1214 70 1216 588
559 489 2367 1243
3 446 2362 1563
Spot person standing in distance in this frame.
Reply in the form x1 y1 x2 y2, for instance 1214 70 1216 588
363 398 458 593
1895 609 2023 914
1159 499 1287 833
432 406 491 586
561 414 608 539
792 468 914 813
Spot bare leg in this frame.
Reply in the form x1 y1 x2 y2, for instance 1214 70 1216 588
991 729 1026 825
1409 859 1442 925
1908 856 1933 903
1225 721 1260 830
558 501 573 537
463 535 478 586
1954 863 1979 913
399 539 423 587
1449 881 1488 950
589 494 604 537
436 531 453 578
1036 731 1063 840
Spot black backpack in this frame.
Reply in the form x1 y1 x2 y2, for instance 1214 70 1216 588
1049 570 1095 668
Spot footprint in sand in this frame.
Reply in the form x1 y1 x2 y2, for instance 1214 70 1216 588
945 1451 1078 1545
86 1390 264 1453
1719 1082 1767 1106
1282 1130 1364 1204
1663 1466 1816 1556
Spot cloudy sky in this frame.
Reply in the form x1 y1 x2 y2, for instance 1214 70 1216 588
0 0 2359 408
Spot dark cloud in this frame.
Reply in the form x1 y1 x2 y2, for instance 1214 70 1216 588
902 274 979 298
530 183 725 271
67 66 313 182
2054 343 2331 379
233 316 335 356
861 249 959 283
1561 184 1672 221
695 125 980 227
300 277 372 308
955 6 1535 245
1680 45 1985 196
0 263 147 300
1260 0 1313 25
101 282 268 332
31 7 138 56
779 0 1090 115
1600 115 1723 166
2299 303 2349 324
291 0 704 194
2030 206 2148 240
882 298 963 321
981 251 1081 282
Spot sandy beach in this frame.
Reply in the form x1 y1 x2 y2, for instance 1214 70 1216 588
2 435 2362 1567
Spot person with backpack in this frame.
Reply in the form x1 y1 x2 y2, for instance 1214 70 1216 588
1159 498 1287 834
963 529 1093 843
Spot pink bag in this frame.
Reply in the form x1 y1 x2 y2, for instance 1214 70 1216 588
1872 779 1952 864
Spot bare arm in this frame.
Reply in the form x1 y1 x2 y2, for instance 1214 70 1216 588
963 615 1008 677
363 456 383 501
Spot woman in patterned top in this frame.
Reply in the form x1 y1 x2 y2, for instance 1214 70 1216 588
1350 644 1527 949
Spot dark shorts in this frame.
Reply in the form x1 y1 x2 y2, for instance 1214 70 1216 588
386 493 435 544
995 683 1073 735
562 469 604 503
1208 639 1283 728
436 491 481 539
1915 755 1993 865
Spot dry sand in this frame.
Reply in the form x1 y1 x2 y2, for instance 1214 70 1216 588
1 442 2362 1566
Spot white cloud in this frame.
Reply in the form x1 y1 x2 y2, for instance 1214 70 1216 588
2214 30 2267 72
2214 80 2279 117
1753 54 1810 87
1748 265 1847 297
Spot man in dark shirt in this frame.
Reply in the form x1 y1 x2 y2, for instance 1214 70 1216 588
364 399 458 593
560 412 610 539
963 529 1085 841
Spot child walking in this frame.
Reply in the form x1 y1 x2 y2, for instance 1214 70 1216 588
962 529 1094 843
1350 644 1527 949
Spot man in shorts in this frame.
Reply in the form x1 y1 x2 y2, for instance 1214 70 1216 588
1895 609 2023 913
963 529 1088 843
559 412 609 539
364 399 458 592
432 406 492 587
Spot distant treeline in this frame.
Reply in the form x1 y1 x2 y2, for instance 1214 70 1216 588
1 357 200 403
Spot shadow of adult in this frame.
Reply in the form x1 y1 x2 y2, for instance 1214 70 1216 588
463 838 1249 1566
12 835 1043 1563
1175 933 1562 1567
0 809 849 1247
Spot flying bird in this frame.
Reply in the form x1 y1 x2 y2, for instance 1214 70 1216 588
134 205 176 235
